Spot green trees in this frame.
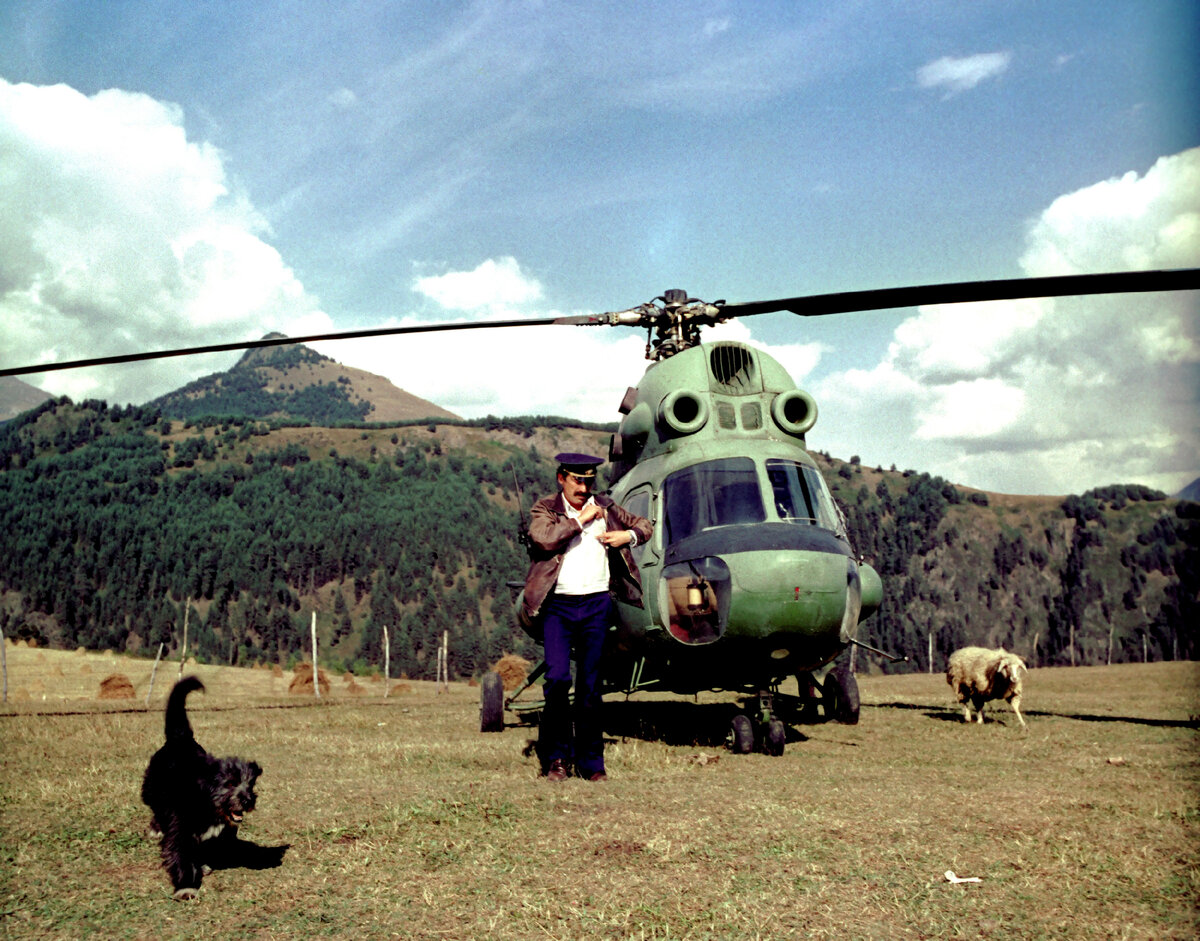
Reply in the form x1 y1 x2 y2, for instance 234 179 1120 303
0 400 531 675
825 458 1196 672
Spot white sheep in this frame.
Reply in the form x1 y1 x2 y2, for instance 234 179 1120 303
946 646 1027 728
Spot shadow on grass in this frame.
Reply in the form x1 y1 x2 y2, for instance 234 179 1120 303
603 700 813 747
868 701 1198 729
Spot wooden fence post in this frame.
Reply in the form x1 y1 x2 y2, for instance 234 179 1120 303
311 611 320 699
383 624 390 698
177 597 190 678
146 642 165 705
437 630 449 694
1 625 7 704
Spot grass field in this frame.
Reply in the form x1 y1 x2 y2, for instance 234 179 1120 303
1 644 1196 940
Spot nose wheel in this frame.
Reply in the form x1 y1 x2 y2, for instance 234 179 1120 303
726 693 788 756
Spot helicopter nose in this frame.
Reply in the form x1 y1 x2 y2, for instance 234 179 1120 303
725 548 855 638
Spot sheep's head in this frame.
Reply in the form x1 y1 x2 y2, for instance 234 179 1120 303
996 654 1026 685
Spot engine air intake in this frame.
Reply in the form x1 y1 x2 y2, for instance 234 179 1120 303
659 389 709 435
771 389 818 435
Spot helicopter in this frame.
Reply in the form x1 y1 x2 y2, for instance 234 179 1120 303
490 321 884 757
4 267 1198 754
475 269 1200 755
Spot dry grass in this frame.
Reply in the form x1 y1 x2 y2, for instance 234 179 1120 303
1 644 1197 940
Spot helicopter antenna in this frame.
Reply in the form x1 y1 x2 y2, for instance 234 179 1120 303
511 465 533 555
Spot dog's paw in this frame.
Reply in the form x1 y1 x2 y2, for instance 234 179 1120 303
172 888 199 902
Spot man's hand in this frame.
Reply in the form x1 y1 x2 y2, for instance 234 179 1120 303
598 529 632 547
577 502 606 526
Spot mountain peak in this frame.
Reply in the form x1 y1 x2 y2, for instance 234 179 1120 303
234 337 331 370
148 341 459 423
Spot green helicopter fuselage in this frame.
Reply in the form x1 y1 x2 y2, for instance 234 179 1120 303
600 340 882 695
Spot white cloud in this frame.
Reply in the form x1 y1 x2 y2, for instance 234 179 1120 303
917 52 1011 96
413 256 544 312
812 147 1200 495
703 18 731 39
914 378 1026 441
0 79 331 404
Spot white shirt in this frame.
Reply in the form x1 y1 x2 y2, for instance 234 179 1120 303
555 497 611 596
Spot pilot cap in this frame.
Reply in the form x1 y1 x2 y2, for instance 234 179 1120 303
555 452 604 477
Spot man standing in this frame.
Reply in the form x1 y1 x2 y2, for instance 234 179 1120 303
521 453 653 781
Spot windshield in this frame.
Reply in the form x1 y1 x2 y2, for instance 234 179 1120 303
663 457 765 545
765 459 840 531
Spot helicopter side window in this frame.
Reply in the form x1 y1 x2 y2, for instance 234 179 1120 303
620 488 652 565
765 459 840 531
663 458 765 545
802 465 841 531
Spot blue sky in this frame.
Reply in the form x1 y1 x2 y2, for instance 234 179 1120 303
1 0 1197 494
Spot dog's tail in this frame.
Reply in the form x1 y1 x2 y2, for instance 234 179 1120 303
165 676 205 741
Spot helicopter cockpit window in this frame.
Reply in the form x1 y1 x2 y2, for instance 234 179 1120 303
663 457 765 545
765 459 840 531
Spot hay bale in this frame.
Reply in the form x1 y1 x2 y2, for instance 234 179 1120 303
491 654 532 691
390 682 411 695
347 678 367 696
272 664 283 678
80 663 92 675
75 647 87 655
288 662 330 695
98 674 135 700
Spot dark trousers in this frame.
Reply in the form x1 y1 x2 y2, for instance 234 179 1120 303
539 592 610 777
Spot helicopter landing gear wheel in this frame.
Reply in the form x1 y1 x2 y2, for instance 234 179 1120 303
480 671 505 733
764 718 787 756
823 668 860 725
728 714 755 754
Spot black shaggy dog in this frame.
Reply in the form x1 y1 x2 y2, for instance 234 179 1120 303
141 676 287 900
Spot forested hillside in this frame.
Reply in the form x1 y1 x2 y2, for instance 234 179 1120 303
0 398 1195 678
820 458 1196 671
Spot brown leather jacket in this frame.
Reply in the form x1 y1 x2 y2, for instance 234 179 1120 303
519 492 654 629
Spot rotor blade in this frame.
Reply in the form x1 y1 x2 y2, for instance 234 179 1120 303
0 316 560 379
720 268 1200 318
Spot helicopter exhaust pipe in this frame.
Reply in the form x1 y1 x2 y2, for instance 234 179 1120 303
849 638 909 664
